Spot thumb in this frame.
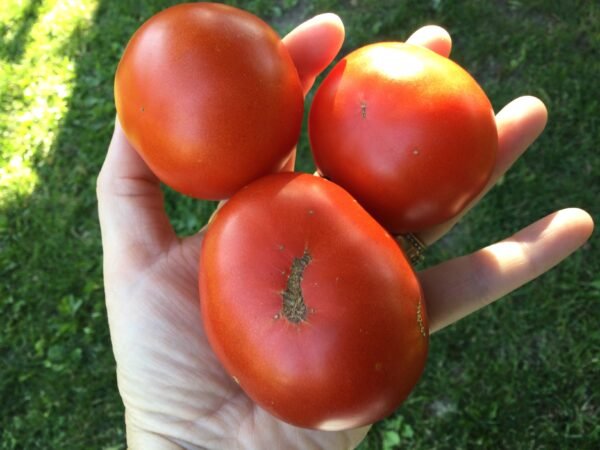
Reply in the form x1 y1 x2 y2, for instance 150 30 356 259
97 120 175 271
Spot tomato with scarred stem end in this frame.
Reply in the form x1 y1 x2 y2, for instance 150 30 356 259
115 3 303 199
309 42 497 233
200 172 428 430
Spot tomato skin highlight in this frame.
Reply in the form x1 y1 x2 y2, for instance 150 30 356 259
309 42 497 233
200 173 428 430
114 3 304 199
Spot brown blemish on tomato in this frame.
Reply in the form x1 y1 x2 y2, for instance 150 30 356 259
281 250 311 323
360 101 367 118
416 298 426 337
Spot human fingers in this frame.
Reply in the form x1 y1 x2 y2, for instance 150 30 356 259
419 208 594 333
282 13 345 96
404 26 547 245
418 96 548 244
406 25 452 57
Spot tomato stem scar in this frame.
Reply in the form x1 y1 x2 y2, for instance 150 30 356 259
281 250 311 323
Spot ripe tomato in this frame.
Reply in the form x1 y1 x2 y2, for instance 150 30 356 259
200 173 428 430
309 42 497 233
114 3 303 199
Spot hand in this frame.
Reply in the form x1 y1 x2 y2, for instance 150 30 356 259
97 17 593 450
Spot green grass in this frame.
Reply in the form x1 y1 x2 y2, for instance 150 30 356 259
1 0 598 448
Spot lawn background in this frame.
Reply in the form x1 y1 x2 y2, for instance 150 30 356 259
0 0 598 448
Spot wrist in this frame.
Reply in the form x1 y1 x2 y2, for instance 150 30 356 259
125 421 205 450
127 431 208 450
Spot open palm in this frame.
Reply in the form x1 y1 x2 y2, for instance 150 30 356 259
97 15 593 449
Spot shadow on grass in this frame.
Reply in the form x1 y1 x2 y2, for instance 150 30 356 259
0 0 217 447
0 0 44 62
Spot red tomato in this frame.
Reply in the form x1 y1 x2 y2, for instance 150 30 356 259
114 3 303 199
200 173 428 430
309 42 497 233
